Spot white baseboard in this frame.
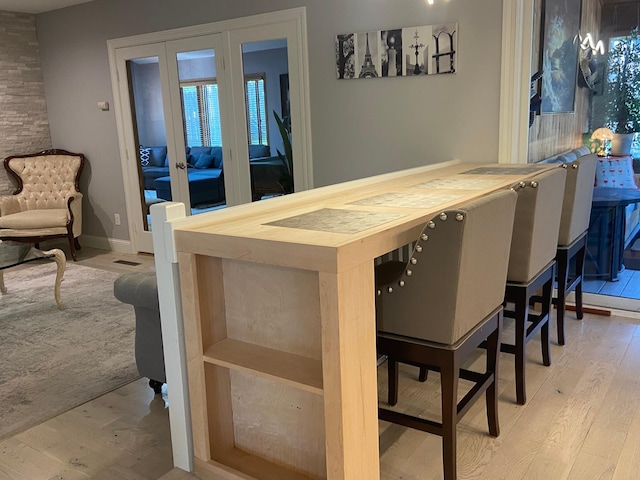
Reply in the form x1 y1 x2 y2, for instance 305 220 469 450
81 234 134 254
40 235 134 255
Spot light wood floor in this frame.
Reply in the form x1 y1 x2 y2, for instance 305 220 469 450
3 246 640 479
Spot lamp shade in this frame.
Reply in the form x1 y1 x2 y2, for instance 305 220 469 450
591 127 614 141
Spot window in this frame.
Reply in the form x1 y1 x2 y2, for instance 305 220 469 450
180 81 222 147
245 75 268 145
180 74 268 147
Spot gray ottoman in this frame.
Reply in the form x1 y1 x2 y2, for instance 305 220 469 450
114 270 166 394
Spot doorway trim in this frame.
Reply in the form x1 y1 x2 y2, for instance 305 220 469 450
107 7 313 254
498 0 534 165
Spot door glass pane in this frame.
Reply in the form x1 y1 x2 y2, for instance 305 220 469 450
126 56 167 232
241 39 293 202
175 48 227 214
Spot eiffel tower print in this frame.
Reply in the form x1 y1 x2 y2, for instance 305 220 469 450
358 32 378 78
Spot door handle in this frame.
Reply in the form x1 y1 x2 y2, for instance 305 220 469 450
176 162 187 170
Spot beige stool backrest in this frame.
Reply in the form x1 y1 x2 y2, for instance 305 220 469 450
557 154 597 247
377 189 517 345
507 167 567 283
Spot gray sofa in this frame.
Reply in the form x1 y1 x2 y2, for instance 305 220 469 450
113 271 165 394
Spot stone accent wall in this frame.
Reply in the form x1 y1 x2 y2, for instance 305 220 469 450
0 11 51 194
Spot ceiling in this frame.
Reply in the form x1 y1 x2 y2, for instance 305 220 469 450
1 0 638 15
0 0 94 14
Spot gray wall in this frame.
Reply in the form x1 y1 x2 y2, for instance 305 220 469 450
0 11 51 195
35 0 503 243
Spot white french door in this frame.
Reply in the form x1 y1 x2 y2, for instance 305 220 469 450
109 8 312 254
226 20 312 205
114 43 176 253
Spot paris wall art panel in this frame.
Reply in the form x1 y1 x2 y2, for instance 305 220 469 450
336 23 457 80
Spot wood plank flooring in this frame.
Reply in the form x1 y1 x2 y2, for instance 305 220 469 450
584 266 640 299
3 246 640 479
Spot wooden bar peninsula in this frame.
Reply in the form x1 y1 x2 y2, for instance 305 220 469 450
171 160 552 480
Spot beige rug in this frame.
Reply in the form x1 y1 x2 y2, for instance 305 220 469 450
0 261 139 440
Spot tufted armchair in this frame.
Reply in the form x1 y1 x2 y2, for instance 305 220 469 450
0 149 85 261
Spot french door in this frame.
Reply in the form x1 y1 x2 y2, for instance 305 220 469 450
226 20 312 205
110 9 312 254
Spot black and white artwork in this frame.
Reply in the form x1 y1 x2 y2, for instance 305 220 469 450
431 23 457 74
336 33 355 79
356 31 380 78
403 26 433 76
336 22 458 80
381 29 403 77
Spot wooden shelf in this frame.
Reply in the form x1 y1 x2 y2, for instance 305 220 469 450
203 338 323 395
197 448 322 480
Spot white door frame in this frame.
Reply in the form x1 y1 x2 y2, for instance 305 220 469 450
498 0 534 165
112 43 175 253
107 7 313 254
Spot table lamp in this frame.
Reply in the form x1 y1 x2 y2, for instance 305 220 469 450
590 127 614 156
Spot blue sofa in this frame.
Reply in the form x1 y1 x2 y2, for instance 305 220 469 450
141 144 274 206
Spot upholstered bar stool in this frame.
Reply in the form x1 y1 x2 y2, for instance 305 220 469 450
376 189 517 480
502 167 566 405
554 154 597 345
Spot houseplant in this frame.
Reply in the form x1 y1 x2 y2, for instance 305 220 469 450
604 28 640 155
273 110 294 194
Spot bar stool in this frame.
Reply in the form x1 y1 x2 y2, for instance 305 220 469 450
502 167 566 405
554 154 597 345
375 189 517 480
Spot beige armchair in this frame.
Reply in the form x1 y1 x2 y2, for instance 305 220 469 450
0 149 85 261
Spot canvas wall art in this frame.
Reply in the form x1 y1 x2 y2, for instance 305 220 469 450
336 23 457 80
540 0 582 113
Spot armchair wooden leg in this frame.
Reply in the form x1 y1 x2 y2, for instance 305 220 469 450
68 235 78 261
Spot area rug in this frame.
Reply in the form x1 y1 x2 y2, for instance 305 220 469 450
0 262 139 440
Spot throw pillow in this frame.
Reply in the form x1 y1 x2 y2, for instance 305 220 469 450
595 156 638 189
147 146 168 167
195 151 216 169
139 147 150 166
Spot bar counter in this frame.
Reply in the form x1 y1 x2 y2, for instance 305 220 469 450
168 160 552 480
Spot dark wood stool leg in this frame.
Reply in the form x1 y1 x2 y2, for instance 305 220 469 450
575 244 586 320
541 279 552 367
388 358 399 406
440 355 459 480
514 292 528 406
418 366 428 382
556 249 569 346
486 315 501 437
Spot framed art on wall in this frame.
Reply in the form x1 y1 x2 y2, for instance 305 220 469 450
540 0 582 114
335 23 457 80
